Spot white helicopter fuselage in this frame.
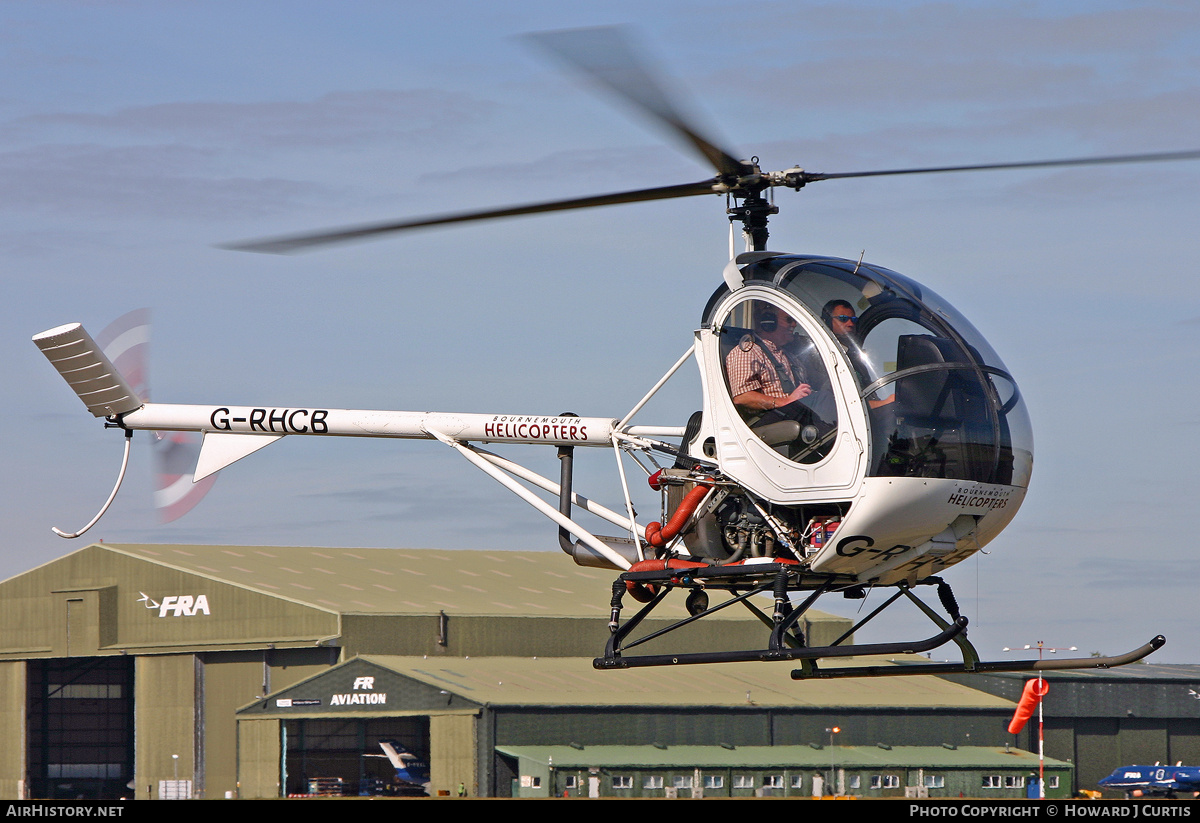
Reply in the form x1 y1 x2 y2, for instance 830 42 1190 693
671 253 1032 587
34 252 1031 589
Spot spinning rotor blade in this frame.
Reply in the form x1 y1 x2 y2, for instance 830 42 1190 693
525 27 750 179
799 149 1200 185
224 179 723 254
222 21 1200 256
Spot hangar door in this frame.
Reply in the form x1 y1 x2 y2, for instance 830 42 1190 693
283 717 429 797
27 657 135 799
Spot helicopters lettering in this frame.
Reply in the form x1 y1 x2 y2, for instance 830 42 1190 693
34 27 1183 679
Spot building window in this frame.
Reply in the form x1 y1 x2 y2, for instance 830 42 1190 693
1048 776 1059 789
1004 775 1025 789
871 775 882 789
612 776 632 789
644 775 664 790
791 774 804 789
703 775 724 789
564 775 577 789
924 775 945 789
764 775 783 789
848 775 861 790
874 774 899 789
733 775 754 789
672 775 692 789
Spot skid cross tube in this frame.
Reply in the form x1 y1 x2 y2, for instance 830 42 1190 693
595 564 971 670
601 579 776 662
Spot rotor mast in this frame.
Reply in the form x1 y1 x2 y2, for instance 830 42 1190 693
726 159 779 252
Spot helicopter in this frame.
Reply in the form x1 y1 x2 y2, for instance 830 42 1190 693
32 27 1186 680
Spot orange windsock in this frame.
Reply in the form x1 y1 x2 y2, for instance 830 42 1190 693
1007 678 1049 734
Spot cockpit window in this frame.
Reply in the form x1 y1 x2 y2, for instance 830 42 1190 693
715 255 1033 487
719 298 838 464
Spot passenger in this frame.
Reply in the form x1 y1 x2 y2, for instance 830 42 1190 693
822 299 893 409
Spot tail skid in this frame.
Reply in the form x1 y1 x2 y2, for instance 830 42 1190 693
49 429 134 539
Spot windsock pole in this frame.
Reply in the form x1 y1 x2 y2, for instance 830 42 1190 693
1003 641 1077 799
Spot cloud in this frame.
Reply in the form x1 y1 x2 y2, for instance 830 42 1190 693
0 88 507 222
0 142 327 219
3 89 496 150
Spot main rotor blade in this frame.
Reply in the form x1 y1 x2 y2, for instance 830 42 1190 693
526 27 750 179
224 178 722 254
801 149 1200 184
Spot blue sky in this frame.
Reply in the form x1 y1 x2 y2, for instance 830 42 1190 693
3 0 1199 666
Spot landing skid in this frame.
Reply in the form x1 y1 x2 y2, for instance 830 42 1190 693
592 566 1165 679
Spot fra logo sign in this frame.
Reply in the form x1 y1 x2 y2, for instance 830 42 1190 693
138 592 210 617
353 677 375 690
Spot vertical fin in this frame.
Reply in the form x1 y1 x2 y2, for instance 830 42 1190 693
33 323 144 417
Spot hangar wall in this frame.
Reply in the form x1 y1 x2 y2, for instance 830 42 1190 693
430 715 477 797
236 719 281 799
134 655 197 800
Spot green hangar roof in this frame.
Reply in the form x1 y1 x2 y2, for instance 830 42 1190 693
238 653 1018 714
53 543 846 620
0 543 851 661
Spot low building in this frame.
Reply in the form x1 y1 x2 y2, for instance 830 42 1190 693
495 744 1071 798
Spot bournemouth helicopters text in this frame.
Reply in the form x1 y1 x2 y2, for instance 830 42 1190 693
34 28 1188 680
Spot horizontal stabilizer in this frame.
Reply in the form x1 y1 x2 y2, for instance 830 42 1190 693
194 432 282 481
33 323 144 417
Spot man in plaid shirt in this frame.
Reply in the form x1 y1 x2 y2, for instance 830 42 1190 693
725 304 815 418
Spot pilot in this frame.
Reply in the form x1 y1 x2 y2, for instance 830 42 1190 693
822 299 894 409
820 299 857 343
725 304 814 417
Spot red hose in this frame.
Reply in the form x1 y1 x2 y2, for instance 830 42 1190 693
645 482 713 548
624 558 707 602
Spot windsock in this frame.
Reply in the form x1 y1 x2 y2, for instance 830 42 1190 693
1007 678 1049 734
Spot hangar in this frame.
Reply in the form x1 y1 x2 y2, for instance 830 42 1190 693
235 653 1060 798
0 541 846 798
1 541 1194 799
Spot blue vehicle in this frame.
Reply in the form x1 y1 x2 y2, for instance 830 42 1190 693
1098 764 1200 798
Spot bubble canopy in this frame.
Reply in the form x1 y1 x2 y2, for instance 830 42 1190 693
704 254 1033 488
